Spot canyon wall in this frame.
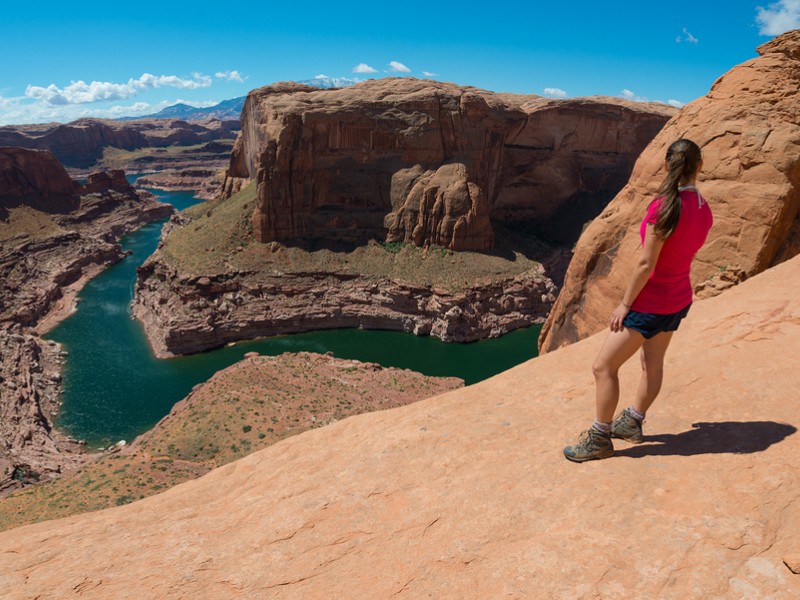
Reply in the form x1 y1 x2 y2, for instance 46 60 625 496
0 148 173 494
133 253 557 358
0 118 238 169
0 147 79 214
225 78 674 250
539 29 800 353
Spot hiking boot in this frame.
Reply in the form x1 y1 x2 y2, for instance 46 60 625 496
611 407 644 444
563 427 614 462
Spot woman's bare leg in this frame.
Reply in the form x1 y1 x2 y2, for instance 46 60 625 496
593 328 645 423
632 331 674 415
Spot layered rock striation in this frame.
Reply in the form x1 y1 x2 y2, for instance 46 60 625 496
225 78 674 250
134 254 556 357
3 241 799 598
540 29 800 352
0 148 173 494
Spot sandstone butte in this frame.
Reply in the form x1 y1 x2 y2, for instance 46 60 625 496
224 78 674 251
1 244 798 598
539 29 800 353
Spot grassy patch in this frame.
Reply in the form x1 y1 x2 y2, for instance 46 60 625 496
159 180 545 291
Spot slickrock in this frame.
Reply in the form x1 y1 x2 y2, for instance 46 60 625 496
0 352 462 530
0 152 173 494
540 29 800 353
227 78 673 250
2 242 798 598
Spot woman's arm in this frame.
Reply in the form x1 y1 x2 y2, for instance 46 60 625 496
609 223 666 332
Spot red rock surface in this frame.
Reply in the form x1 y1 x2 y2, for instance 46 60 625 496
227 78 673 250
0 147 79 213
1 245 799 598
539 29 800 353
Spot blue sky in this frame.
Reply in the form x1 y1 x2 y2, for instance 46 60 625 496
1 0 798 125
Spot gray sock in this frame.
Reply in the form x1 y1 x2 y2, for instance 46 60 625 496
628 407 645 421
593 419 611 434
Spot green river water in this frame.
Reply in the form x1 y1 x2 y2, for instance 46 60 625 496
46 186 540 448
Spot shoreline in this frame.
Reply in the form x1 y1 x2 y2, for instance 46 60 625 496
0 189 174 496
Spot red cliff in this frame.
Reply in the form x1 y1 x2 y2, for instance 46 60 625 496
0 147 79 213
225 78 674 251
539 29 800 353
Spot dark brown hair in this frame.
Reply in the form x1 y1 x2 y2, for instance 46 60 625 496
654 139 702 238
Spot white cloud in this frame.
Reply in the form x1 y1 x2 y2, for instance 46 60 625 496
543 87 568 98
215 70 245 83
353 63 377 73
676 27 699 43
0 96 221 126
756 0 800 35
422 71 438 77
667 99 685 108
621 89 648 102
24 72 213 106
388 61 411 73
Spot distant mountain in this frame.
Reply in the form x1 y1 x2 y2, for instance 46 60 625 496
119 97 246 122
297 76 362 89
120 77 362 123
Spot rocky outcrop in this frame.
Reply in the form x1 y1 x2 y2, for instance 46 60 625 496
539 29 800 353
3 243 799 598
227 78 674 250
133 251 556 357
135 167 224 200
75 169 132 195
0 147 79 214
0 118 238 169
0 161 173 494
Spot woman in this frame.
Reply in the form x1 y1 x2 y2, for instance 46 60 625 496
564 138 713 462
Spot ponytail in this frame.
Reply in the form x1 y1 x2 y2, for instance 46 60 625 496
654 139 702 238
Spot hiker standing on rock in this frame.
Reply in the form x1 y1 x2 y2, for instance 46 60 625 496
564 138 713 462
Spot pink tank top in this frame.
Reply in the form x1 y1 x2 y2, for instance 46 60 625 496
631 187 713 314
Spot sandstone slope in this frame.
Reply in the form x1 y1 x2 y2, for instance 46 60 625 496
226 78 674 251
540 29 800 352
2 243 798 598
0 353 461 531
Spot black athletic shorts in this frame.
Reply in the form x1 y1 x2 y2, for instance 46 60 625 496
623 304 691 339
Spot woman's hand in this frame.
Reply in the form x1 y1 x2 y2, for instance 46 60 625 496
610 303 630 332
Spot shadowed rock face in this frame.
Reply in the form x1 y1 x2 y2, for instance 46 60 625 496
539 29 800 353
0 148 79 213
225 78 673 250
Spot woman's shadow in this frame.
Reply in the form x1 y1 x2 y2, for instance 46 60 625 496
614 421 796 457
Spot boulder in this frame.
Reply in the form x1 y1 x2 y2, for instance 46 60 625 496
540 29 800 353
